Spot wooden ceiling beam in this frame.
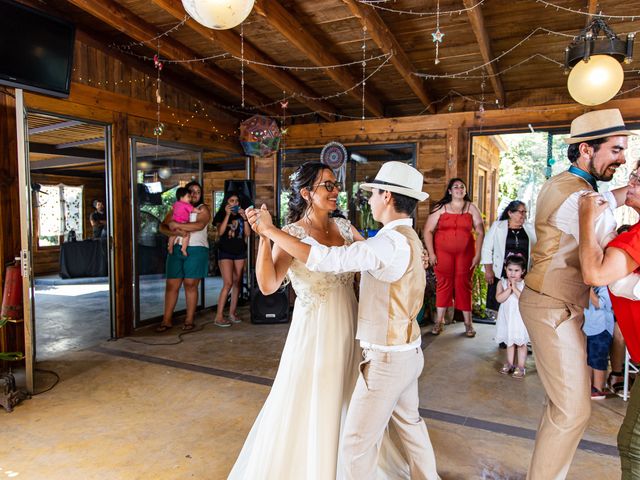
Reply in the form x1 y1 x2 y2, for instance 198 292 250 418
65 0 278 115
342 0 435 113
462 0 506 107
152 0 338 121
253 0 384 117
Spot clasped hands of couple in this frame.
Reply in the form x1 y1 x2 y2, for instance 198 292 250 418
246 205 273 235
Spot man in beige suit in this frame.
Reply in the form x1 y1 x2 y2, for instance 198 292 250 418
520 109 632 480
247 162 440 480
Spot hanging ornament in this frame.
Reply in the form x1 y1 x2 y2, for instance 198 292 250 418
239 115 281 157
153 54 163 70
181 0 255 30
240 22 245 108
320 141 348 188
479 72 486 114
432 0 444 65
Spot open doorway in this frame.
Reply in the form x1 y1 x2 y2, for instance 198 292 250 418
470 129 640 226
26 111 113 359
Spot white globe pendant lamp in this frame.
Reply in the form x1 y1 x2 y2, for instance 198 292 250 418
181 0 255 30
564 18 634 106
568 55 624 106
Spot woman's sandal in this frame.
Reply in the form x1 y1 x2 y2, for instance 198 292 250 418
464 324 476 338
155 324 172 333
431 322 444 335
181 323 196 331
213 320 232 328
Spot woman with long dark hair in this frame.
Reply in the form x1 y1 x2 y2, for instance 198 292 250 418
481 200 536 315
156 181 210 332
229 162 414 479
423 178 485 336
212 191 250 327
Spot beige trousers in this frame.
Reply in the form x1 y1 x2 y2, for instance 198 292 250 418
519 286 591 480
341 347 440 480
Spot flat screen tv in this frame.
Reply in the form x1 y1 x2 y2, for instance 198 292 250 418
0 0 75 98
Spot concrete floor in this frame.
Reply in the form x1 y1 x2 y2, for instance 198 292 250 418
3 310 624 480
33 275 224 359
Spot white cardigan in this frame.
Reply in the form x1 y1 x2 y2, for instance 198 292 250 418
480 219 536 276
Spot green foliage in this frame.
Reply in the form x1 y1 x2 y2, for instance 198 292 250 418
472 265 488 318
498 133 569 215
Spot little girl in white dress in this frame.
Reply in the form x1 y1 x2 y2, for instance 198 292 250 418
495 255 530 379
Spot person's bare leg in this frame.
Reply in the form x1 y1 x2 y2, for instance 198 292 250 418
516 344 527 369
462 310 475 336
228 259 245 320
215 259 233 324
161 278 183 327
506 345 516 367
180 233 190 256
183 278 200 327
593 368 607 392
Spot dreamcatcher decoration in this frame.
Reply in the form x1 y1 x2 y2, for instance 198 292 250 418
239 115 281 157
320 141 348 188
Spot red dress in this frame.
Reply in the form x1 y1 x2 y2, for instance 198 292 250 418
433 206 475 311
607 222 640 362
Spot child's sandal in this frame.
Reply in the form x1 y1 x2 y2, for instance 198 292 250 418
512 367 526 379
499 364 514 375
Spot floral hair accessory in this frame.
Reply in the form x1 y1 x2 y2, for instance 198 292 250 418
289 169 301 183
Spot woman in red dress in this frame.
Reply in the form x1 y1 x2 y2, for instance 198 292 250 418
424 178 485 337
579 163 640 478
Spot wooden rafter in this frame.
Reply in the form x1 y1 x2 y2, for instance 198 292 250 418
152 0 338 121
253 0 384 117
342 0 435 113
587 0 599 24
462 0 506 107
66 0 278 115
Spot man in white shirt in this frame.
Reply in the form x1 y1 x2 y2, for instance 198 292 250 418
520 109 632 480
247 162 440 480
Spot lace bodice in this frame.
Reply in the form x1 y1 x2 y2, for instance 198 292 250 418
282 217 355 308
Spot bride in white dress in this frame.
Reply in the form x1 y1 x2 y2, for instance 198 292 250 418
228 163 409 480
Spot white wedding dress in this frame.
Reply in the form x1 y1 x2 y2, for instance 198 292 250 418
228 218 410 480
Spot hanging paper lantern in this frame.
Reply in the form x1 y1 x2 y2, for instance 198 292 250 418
239 115 281 157
158 167 172 179
181 0 255 30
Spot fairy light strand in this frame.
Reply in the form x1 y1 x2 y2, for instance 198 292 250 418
356 0 486 16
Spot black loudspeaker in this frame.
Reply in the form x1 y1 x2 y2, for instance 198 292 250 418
224 179 255 208
251 284 290 324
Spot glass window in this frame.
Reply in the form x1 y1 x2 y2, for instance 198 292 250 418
37 184 83 247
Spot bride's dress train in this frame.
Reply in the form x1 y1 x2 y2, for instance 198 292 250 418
228 218 410 480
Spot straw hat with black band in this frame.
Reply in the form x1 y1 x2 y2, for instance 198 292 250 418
564 109 635 145
360 161 429 201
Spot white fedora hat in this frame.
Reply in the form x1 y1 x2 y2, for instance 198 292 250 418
564 108 635 144
360 161 429 201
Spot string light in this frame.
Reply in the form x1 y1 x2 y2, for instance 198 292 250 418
240 22 245 108
356 0 486 16
361 25 367 129
111 16 188 49
534 0 640 20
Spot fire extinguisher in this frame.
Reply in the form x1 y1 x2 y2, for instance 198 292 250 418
1 261 23 324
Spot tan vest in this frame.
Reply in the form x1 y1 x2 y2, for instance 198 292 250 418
525 171 592 308
356 225 425 346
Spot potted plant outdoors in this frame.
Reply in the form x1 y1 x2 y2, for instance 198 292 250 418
352 183 381 238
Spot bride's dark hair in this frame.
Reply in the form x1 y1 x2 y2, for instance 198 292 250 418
286 161 333 224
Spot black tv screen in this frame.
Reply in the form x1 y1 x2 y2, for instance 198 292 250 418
0 0 75 98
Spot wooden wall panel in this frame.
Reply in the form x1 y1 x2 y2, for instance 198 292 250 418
111 113 133 337
0 91 22 358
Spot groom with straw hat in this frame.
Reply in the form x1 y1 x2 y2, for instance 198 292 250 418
247 161 440 479
520 109 633 480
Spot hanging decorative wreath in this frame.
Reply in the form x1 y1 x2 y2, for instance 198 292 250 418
320 141 347 169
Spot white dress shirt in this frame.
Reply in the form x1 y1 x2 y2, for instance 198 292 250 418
306 218 422 352
306 218 412 282
551 189 617 247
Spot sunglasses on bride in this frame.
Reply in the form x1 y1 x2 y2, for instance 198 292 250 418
309 181 343 192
